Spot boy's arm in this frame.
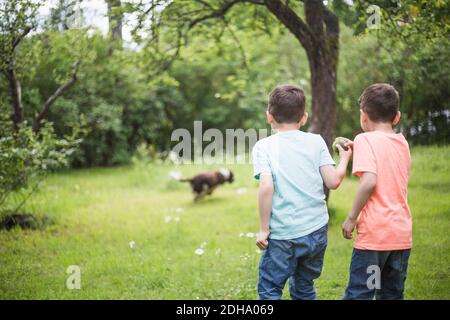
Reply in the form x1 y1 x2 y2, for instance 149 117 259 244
256 173 273 250
342 172 377 239
320 143 353 190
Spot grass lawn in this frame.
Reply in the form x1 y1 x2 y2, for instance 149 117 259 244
0 145 449 299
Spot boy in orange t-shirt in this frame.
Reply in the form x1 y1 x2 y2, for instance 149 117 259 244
342 83 412 300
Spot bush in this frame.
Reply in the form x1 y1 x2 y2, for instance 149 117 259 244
0 114 82 213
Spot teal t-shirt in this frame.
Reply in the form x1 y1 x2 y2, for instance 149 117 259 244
252 130 335 240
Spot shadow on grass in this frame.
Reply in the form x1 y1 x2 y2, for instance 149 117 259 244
0 212 55 231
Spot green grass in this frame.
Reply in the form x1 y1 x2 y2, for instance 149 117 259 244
0 146 449 299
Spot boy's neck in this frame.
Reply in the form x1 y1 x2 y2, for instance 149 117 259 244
366 121 396 133
272 123 301 132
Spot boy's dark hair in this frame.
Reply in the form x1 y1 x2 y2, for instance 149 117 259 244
359 83 400 122
268 85 305 124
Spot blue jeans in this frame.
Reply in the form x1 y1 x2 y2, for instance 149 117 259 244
344 248 411 300
257 224 327 300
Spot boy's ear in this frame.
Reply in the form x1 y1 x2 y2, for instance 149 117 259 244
360 109 368 122
300 112 308 126
266 110 273 124
392 111 401 125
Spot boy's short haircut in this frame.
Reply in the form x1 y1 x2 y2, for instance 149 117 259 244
268 84 305 124
359 83 400 123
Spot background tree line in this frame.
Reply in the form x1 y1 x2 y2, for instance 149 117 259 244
1 0 448 169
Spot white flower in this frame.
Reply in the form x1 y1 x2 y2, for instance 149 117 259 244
236 187 247 194
169 170 182 180
174 217 180 223
165 216 172 223
195 248 204 255
300 78 307 86
129 241 135 249
200 241 207 249
246 232 255 238
176 207 184 212
215 248 222 255
239 233 244 238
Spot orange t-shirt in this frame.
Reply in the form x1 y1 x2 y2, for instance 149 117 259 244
352 131 412 250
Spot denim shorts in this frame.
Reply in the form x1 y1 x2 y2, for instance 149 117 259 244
344 248 411 300
257 224 328 300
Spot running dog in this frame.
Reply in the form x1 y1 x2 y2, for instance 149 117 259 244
179 169 234 201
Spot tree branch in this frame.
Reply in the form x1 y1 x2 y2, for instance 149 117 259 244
33 60 80 131
12 26 32 50
305 0 325 39
323 6 339 66
323 5 339 38
188 0 263 29
263 0 314 54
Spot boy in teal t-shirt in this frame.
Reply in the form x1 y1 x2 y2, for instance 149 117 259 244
252 84 352 300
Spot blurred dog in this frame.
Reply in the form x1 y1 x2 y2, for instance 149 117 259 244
179 169 234 201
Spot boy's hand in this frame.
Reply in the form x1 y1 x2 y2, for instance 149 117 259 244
256 230 270 250
341 216 357 239
336 141 353 161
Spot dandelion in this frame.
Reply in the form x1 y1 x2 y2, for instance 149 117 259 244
246 232 255 238
174 217 180 223
195 248 204 255
129 241 135 249
169 170 182 180
240 253 251 261
236 187 247 194
165 216 172 223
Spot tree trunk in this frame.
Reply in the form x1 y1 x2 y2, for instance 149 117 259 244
107 0 123 42
264 0 339 149
308 54 337 201
7 64 23 130
307 53 337 149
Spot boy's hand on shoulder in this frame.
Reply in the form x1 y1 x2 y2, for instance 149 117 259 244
256 230 270 250
341 216 357 239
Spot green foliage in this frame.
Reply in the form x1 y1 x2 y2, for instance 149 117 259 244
349 0 450 143
1 0 448 171
0 114 82 213
0 0 40 70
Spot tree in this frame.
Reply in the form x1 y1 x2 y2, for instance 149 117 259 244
107 0 123 42
0 0 80 131
133 0 341 147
